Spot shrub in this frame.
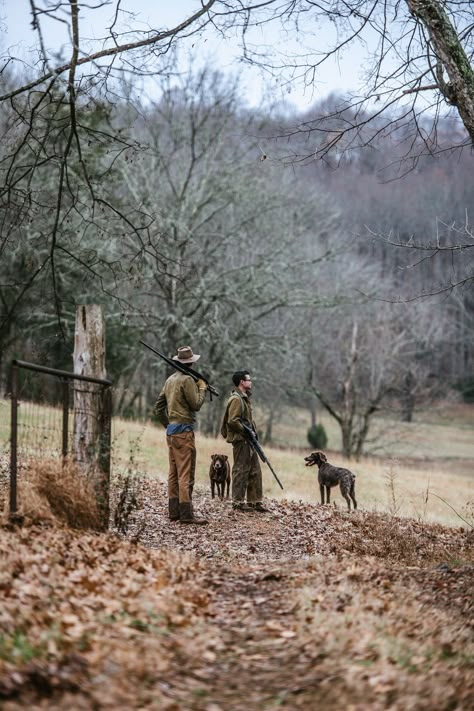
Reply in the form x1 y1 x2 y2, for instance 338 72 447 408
307 423 328 450
113 472 141 534
455 376 474 403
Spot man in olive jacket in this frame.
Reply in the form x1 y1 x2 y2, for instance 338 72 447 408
221 370 268 512
154 346 208 525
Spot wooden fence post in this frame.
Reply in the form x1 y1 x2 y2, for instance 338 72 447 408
73 304 109 526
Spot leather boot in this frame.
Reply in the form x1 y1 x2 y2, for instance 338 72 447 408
179 502 208 525
232 502 254 512
169 497 180 521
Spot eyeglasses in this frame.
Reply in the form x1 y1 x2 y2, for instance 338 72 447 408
243 377 252 382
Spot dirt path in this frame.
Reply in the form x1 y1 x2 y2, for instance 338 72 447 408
154 556 474 710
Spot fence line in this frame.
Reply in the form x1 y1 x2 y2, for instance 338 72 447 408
9 360 113 522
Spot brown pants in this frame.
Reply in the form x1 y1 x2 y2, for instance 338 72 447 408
231 440 263 505
166 431 196 503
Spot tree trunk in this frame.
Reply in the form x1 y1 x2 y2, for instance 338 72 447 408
340 321 358 458
400 371 416 422
353 410 374 460
263 408 274 445
341 424 353 459
406 0 474 143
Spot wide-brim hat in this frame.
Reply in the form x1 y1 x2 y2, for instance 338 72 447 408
172 346 200 364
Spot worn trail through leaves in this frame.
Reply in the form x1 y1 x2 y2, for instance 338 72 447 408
1 478 473 710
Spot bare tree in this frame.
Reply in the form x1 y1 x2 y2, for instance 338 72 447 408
82 69 341 426
1 1 472 324
363 217 474 296
5 1 472 145
0 2 222 336
224 0 474 162
292 277 453 458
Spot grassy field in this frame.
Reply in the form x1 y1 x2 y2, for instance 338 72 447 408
1 398 473 528
110 418 473 528
262 400 474 459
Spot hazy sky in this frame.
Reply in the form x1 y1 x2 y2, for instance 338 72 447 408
1 0 366 111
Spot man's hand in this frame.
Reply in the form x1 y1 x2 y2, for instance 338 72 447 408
196 379 207 390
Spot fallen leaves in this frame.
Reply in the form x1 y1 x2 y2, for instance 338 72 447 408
0 475 472 709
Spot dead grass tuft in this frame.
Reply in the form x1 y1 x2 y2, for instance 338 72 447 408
12 458 101 530
344 510 459 565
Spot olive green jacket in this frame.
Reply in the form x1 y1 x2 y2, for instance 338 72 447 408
221 389 257 444
154 372 206 428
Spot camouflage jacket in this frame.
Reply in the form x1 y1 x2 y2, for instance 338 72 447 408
154 371 206 428
221 389 257 444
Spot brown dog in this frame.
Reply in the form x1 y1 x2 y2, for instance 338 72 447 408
304 451 357 510
209 454 231 499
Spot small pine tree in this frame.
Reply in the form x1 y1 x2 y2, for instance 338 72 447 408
307 423 328 450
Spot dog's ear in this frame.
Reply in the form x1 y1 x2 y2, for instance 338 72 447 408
319 452 327 462
223 455 228 461
211 454 217 461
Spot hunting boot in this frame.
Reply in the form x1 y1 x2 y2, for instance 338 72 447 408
252 502 270 513
168 497 180 521
179 502 208 525
232 502 254 512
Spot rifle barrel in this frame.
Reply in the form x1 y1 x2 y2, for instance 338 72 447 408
265 461 284 490
241 422 284 490
140 340 219 397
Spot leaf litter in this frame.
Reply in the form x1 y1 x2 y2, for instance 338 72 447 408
0 475 473 710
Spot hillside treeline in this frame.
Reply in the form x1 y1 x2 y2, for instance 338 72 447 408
0 67 472 456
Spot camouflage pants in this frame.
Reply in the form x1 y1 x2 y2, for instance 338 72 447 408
231 440 263 505
166 431 196 503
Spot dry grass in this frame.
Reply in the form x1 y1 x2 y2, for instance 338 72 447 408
292 555 473 711
5 458 101 530
339 509 462 564
1 398 472 528
256 401 474 458
110 421 473 528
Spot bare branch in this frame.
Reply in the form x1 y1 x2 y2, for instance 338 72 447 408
0 0 218 102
